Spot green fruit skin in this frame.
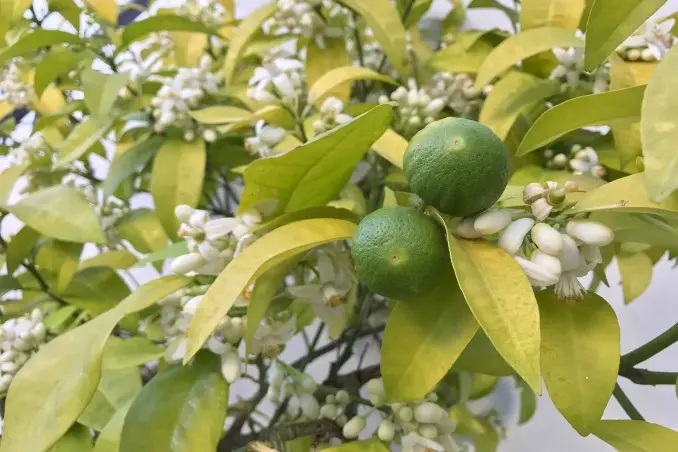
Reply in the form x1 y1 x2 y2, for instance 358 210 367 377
351 206 449 300
403 117 510 217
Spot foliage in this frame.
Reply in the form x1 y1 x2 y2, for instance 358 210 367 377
0 0 677 451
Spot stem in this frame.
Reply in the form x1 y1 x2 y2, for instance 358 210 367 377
619 367 678 386
622 320 678 366
613 383 645 421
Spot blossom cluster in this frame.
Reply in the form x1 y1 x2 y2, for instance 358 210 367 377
550 47 609 94
0 309 47 393
616 18 677 61
247 56 306 108
265 0 349 47
245 120 287 158
311 97 353 134
0 61 32 107
543 144 606 178
177 0 227 28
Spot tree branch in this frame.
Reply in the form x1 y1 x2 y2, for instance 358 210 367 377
621 320 678 367
619 367 678 386
613 383 645 421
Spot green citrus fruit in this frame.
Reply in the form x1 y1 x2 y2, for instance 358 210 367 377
403 117 510 217
351 206 449 300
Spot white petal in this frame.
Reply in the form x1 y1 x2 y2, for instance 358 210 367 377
316 254 336 282
473 209 512 235
272 73 297 99
170 252 206 274
499 218 535 255
532 250 563 280
198 241 221 261
454 218 482 239
220 351 242 383
182 295 204 315
288 284 323 302
514 256 560 287
174 204 195 223
203 217 239 241
531 223 564 255
566 220 614 246
558 234 582 271
531 198 553 221
188 210 209 228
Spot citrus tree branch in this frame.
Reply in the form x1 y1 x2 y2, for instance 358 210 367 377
613 383 645 421
621 320 678 367
619 367 678 386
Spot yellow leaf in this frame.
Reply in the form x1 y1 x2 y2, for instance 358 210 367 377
84 0 117 24
593 420 678 451
371 128 407 168
617 249 653 304
171 32 208 67
308 66 398 107
307 37 351 103
520 0 585 30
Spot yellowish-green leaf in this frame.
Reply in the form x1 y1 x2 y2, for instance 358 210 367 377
102 337 164 370
150 139 206 239
136 241 189 266
238 105 392 217
307 37 351 104
0 163 27 204
172 32 208 67
474 27 582 88
308 67 398 107
0 276 190 452
188 106 252 124
116 209 169 255
641 45 678 203
592 420 678 451
185 218 356 362
437 213 541 392
103 136 165 197
119 352 229 452
81 68 129 119
382 276 479 401
55 117 113 168
5 186 106 244
573 173 678 216
322 439 390 452
49 424 92 452
428 33 495 74
0 30 84 67
93 402 132 452
285 436 314 452
78 366 141 431
5 226 39 275
521 0 585 30
449 405 500 452
34 47 85 97
518 382 538 424
516 85 646 156
371 128 407 168
84 0 117 23
223 3 276 84
617 250 653 304
120 16 217 50
78 250 137 271
591 211 678 247
584 0 668 70
337 0 406 74
54 240 83 292
538 291 620 435
454 331 515 376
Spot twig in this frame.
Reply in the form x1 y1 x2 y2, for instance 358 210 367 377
622 320 678 366
613 383 645 421
619 367 678 386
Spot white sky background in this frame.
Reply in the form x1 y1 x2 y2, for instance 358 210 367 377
3 0 678 450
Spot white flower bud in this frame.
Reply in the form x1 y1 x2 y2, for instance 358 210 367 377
31 323 46 342
189 210 209 228
473 209 512 235
207 337 228 355
335 390 350 406
563 181 580 192
566 220 614 246
301 375 318 393
454 217 482 239
424 98 445 116
531 198 553 221
320 403 338 419
419 424 438 439
514 256 560 287
299 393 320 419
627 48 641 61
523 183 546 204
499 218 535 255
165 338 188 363
183 130 196 142
171 253 206 274
558 234 581 271
531 250 562 280
267 387 280 402
408 116 422 128
336 414 348 426
378 419 396 442
366 378 384 397
182 295 204 315
312 119 326 133
175 204 195 223
287 402 301 418
0 362 18 374
202 129 217 143
531 223 564 255
342 416 366 439
271 372 285 389
641 48 657 61
414 402 447 424
220 350 242 383
398 406 414 422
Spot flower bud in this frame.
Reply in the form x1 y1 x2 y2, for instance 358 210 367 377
514 256 560 287
342 416 366 439
531 198 553 221
414 402 446 424
182 295 204 315
183 130 195 142
641 48 657 61
531 223 564 255
473 209 512 235
566 220 614 246
398 406 414 422
320 403 338 419
454 217 482 239
547 188 566 206
531 250 562 280
207 337 228 355
563 181 579 193
170 252 206 274
419 424 438 439
220 350 242 383
335 390 350 406
175 204 195 223
164 338 187 363
523 183 546 204
378 419 396 442
301 375 318 393
424 98 445 116
627 48 641 61
544 149 554 159
299 393 320 419
202 129 217 143
366 378 384 397
499 218 535 255
267 387 280 402
552 153 568 168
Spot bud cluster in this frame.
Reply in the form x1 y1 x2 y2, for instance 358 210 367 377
245 120 288 158
0 309 47 393
550 47 609 94
247 57 306 108
616 18 677 62
543 144 606 178
379 79 447 138
0 61 33 107
264 0 347 47
427 72 491 118
178 0 227 28
311 97 353 135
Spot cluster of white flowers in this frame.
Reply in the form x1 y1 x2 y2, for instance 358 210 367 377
247 57 306 108
79 184 129 232
150 55 221 140
178 0 227 28
341 379 463 452
311 97 353 134
265 0 348 47
0 61 32 106
455 182 614 300
379 79 447 138
616 18 677 61
0 309 47 393
170 204 262 275
543 144 605 178
550 47 609 94
427 72 491 118
245 120 287 158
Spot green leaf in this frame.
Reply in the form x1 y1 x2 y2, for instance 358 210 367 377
81 68 129 119
641 46 678 202
574 173 678 216
521 0 585 30
337 0 406 74
103 136 164 197
102 336 164 370
188 106 253 124
428 34 495 74
322 439 390 452
49 424 92 452
55 117 113 167
6 226 40 274
454 331 515 377
116 209 169 255
518 382 538 424
592 420 678 451
307 37 351 103
0 275 21 295
474 27 583 88
0 276 190 452
43 306 78 331
538 291 620 435
35 48 85 97
93 402 132 452
617 250 653 303
437 213 541 392
119 352 229 452
5 186 106 244
584 0 668 70
78 250 138 271
381 277 479 401
285 436 314 452
0 30 84 67
371 128 407 169
223 3 276 84
185 218 356 361
516 86 646 156
53 240 83 292
120 16 217 50
308 67 397 107
150 139 206 239
136 241 189 266
449 405 500 452
60 267 130 317
239 105 392 217
0 163 27 204
78 366 141 431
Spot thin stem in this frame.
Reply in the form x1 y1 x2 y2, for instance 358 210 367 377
613 383 645 421
622 320 678 366
619 367 678 386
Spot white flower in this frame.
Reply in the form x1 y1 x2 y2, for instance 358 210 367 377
203 209 262 242
565 220 614 246
342 416 366 439
620 19 676 59
558 234 581 271
531 197 553 221
514 255 560 287
378 419 396 442
473 209 512 235
554 271 585 300
175 204 195 224
220 344 242 383
530 223 564 255
402 432 444 452
299 393 320 418
171 252 206 275
523 183 546 204
250 316 297 357
414 402 447 424
499 218 535 255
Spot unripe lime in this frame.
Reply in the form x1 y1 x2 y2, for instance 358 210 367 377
403 117 510 217
351 206 448 300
